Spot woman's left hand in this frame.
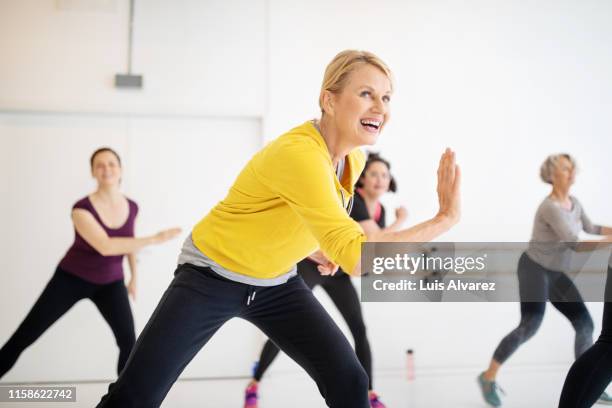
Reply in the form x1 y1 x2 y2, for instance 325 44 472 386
127 278 137 301
318 261 340 276
309 250 340 276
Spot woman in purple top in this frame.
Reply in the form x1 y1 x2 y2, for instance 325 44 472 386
0 147 181 378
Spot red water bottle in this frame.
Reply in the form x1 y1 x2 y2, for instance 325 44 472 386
406 349 415 381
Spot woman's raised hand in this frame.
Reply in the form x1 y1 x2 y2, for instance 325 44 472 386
436 148 461 226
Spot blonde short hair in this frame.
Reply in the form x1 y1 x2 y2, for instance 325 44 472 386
540 153 576 184
319 50 393 113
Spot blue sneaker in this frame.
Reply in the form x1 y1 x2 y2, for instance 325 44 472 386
598 391 612 405
477 372 504 407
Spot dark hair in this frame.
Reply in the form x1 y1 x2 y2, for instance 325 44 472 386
356 152 397 192
90 147 122 169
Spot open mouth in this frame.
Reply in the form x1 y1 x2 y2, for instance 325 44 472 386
360 119 382 132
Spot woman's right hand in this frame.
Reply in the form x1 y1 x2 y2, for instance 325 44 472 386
152 227 182 244
436 148 461 226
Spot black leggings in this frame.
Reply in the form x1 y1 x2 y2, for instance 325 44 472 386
558 267 612 408
254 259 373 389
493 253 594 364
0 267 135 378
97 263 369 408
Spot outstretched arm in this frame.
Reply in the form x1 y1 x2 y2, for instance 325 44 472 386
72 210 181 256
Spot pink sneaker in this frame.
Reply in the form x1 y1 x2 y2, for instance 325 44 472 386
244 383 258 408
369 391 386 408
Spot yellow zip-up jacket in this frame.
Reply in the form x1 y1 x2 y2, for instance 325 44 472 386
191 121 367 279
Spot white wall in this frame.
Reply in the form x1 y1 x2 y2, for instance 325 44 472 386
0 113 263 382
0 0 266 116
1 0 611 383
266 0 612 241
265 0 612 375
0 0 270 382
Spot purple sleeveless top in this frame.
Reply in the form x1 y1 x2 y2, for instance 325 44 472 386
59 196 138 284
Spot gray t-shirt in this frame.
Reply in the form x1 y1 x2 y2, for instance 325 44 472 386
526 196 602 272
177 235 297 286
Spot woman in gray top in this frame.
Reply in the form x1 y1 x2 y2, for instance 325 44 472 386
477 153 612 407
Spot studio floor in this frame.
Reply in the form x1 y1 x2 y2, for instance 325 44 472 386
3 364 607 407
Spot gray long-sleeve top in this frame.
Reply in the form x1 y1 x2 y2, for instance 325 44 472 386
526 196 602 272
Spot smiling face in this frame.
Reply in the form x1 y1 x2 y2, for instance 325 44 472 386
91 150 122 187
551 156 576 190
359 160 391 199
322 63 392 147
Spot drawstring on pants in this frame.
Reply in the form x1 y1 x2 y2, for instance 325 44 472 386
246 287 257 306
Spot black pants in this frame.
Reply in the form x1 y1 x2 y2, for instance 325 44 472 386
0 267 135 377
558 267 612 408
96 263 369 408
254 259 373 389
493 253 594 364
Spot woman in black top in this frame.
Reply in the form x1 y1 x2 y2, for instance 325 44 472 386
244 152 407 408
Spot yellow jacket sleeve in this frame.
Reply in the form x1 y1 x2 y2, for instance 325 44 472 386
252 138 366 274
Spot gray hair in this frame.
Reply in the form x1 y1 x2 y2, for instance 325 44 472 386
540 153 576 184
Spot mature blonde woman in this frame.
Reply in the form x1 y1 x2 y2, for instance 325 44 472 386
243 152 407 408
97 50 461 408
478 154 612 407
